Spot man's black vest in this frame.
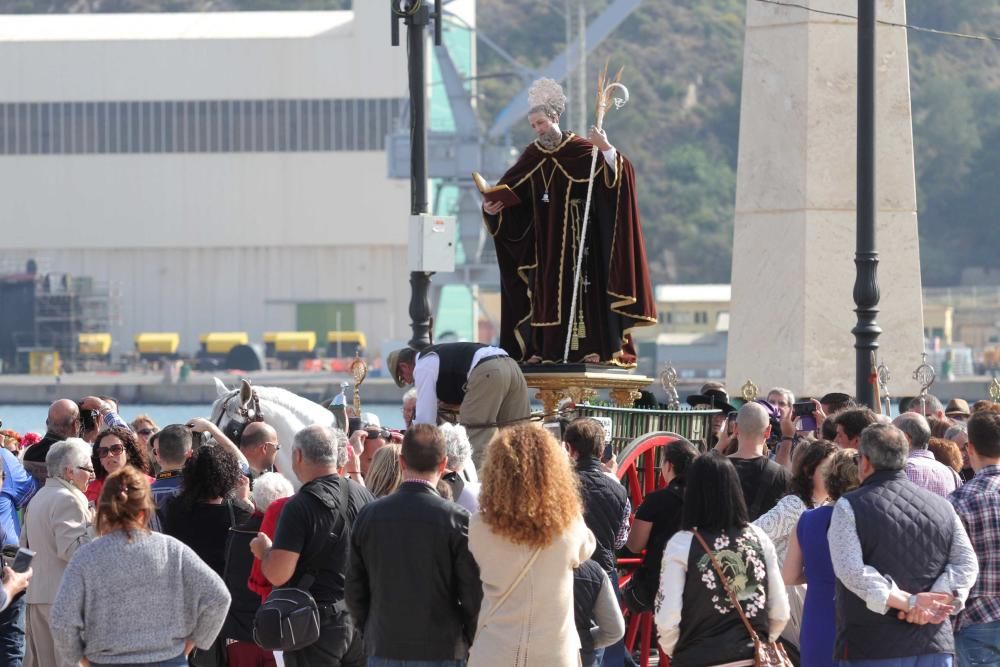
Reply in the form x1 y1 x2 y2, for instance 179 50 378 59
834 469 956 661
420 343 486 406
576 457 628 575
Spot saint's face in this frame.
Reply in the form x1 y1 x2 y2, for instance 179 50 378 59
528 111 556 138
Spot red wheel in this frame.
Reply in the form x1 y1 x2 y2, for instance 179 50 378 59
615 431 690 667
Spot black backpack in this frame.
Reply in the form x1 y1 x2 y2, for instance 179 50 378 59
253 477 350 652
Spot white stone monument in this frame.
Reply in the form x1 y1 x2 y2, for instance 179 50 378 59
727 0 923 398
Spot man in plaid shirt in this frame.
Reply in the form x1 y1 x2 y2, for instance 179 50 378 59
949 407 1000 665
895 412 962 497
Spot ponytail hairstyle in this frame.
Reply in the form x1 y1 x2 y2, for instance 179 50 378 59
96 465 155 540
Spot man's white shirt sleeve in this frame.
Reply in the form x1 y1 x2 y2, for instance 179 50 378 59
413 354 440 425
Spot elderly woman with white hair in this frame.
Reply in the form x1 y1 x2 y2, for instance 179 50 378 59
220 471 296 664
248 473 297 603
439 423 481 513
21 438 94 667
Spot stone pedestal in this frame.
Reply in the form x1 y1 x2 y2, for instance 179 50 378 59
727 0 924 397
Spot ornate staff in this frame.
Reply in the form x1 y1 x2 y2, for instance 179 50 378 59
912 353 936 415
875 355 892 416
988 377 1000 404
562 65 629 363
349 352 368 417
659 363 680 410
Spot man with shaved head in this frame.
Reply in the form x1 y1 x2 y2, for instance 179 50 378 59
729 401 792 520
22 399 81 482
239 422 281 480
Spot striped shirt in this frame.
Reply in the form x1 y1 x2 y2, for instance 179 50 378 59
906 449 962 498
950 465 1000 631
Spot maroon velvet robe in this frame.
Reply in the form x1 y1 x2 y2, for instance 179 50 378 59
483 132 656 365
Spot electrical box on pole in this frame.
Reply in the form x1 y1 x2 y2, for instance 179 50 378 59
408 214 456 273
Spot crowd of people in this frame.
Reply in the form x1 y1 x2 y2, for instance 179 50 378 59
0 386 996 667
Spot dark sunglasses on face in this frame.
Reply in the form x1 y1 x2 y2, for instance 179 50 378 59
97 444 125 459
137 428 157 437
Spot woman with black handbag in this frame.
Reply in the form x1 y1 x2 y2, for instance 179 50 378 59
162 445 253 667
654 453 790 667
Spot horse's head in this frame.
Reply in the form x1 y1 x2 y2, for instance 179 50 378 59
211 378 263 445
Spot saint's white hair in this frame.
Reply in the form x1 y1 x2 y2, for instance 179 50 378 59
527 78 566 119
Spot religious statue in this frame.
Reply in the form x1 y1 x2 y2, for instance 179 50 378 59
481 77 656 366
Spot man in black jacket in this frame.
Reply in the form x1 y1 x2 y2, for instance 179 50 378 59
563 417 630 667
346 424 482 665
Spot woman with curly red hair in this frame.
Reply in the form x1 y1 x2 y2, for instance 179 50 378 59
468 423 596 667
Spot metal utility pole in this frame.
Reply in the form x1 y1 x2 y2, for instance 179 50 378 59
392 0 442 350
852 0 881 408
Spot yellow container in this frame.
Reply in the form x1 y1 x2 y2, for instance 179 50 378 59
29 350 60 375
135 333 180 355
201 332 249 355
263 331 280 345
325 331 367 348
78 333 112 356
274 331 316 353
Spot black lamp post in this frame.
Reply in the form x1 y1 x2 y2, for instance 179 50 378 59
852 0 881 408
392 0 442 351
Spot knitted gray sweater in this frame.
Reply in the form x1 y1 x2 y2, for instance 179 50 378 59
50 529 231 665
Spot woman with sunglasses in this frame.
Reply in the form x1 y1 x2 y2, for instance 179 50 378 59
86 427 154 504
130 415 160 469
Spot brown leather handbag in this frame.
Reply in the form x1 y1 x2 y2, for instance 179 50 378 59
692 531 793 667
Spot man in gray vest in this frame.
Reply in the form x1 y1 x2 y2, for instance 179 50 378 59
388 343 530 467
829 423 978 666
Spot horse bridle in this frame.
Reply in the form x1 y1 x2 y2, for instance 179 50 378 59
214 386 265 443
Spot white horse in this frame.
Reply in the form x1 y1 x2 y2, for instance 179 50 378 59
211 378 338 489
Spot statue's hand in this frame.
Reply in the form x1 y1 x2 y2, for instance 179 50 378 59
588 126 611 151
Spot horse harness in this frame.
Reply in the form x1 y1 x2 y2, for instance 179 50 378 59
215 386 265 443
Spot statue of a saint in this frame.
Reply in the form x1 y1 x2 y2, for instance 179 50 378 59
481 78 656 366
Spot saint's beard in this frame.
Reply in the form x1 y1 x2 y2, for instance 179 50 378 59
537 125 563 150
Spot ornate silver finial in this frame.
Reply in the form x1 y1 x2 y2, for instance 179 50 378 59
741 378 759 403
659 364 680 409
989 377 1000 404
913 352 936 414
876 358 891 413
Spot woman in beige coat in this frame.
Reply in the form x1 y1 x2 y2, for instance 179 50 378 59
468 423 595 667
21 438 94 667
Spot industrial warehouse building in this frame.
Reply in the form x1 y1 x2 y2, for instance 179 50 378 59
0 2 476 367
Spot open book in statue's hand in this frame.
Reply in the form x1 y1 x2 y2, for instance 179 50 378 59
473 172 521 208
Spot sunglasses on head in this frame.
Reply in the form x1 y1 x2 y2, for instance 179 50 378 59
97 443 125 459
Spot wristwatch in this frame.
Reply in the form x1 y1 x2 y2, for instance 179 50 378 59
908 593 919 611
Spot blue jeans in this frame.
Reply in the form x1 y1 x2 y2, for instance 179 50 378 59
367 660 465 667
581 647 605 667
957 621 1000 667
91 655 187 667
0 596 26 667
839 655 953 667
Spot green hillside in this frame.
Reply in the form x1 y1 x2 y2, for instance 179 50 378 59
476 0 1000 286
6 0 997 286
